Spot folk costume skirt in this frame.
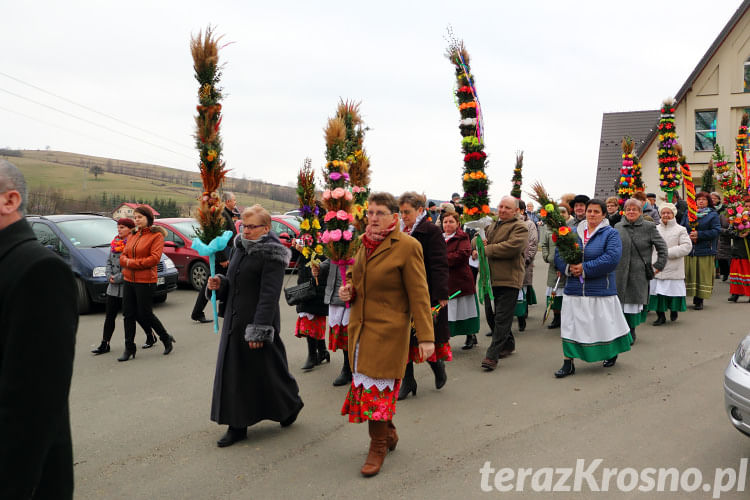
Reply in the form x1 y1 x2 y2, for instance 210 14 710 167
729 258 750 296
448 293 480 337
294 313 326 340
648 279 687 313
341 343 400 423
560 294 631 362
327 304 349 352
685 255 715 299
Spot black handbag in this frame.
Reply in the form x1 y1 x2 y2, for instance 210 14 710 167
283 260 325 306
629 229 655 280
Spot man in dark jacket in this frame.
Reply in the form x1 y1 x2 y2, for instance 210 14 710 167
0 160 78 499
191 191 238 322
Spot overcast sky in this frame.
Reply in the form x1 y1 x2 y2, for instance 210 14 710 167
0 1 742 202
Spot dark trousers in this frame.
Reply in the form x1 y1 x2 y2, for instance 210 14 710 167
192 282 209 318
718 258 730 277
484 293 495 332
102 294 151 343
102 294 122 343
485 286 518 360
122 282 168 351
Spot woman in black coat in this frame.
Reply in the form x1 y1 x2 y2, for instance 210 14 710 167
397 192 450 400
207 205 304 447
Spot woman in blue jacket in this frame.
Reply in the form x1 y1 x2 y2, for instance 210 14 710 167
554 199 631 378
681 192 721 310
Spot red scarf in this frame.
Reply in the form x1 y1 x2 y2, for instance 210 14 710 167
362 219 397 257
110 235 127 253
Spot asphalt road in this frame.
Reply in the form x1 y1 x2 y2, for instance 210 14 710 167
70 254 750 499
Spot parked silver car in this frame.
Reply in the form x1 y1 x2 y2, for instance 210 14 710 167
724 334 750 437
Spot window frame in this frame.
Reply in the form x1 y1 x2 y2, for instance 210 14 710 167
694 109 718 152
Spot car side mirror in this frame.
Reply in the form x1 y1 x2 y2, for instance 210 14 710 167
279 232 291 242
164 241 177 248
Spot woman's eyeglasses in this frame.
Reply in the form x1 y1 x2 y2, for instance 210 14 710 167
366 210 392 218
243 224 266 230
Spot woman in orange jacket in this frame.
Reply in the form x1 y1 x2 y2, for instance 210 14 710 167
118 206 175 361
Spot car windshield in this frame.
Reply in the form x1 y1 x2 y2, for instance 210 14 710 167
56 218 118 248
170 220 200 240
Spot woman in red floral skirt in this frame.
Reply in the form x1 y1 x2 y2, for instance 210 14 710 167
339 192 434 477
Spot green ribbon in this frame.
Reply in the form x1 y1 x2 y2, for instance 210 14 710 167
476 237 494 303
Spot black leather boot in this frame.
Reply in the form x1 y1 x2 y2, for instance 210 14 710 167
693 297 704 310
547 311 561 329
302 336 318 370
729 294 740 302
397 362 417 400
670 310 678 321
162 335 175 355
603 356 618 368
332 352 352 386
554 359 575 378
517 315 526 332
427 359 447 389
117 349 135 362
652 312 666 326
462 334 477 350
317 339 330 364
629 329 636 345
217 426 247 447
91 341 110 355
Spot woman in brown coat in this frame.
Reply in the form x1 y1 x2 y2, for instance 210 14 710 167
397 192 450 400
339 192 434 477
118 205 174 361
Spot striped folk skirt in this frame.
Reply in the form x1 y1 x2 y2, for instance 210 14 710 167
685 255 715 299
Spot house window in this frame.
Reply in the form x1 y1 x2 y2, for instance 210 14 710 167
745 58 750 92
695 110 717 151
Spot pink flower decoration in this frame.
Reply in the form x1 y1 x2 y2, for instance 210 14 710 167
738 206 744 214
329 172 343 181
320 230 331 243
343 230 353 241
336 210 349 220
345 190 353 201
332 187 345 199
329 229 342 241
302 234 313 245
324 211 337 222
323 189 332 200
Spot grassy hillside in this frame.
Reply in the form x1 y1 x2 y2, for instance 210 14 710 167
4 151 297 215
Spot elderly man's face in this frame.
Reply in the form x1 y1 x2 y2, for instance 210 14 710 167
497 198 517 221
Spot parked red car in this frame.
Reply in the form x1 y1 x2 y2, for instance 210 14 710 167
153 218 211 290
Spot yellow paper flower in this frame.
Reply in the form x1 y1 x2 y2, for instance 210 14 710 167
315 244 324 254
299 219 310 231
302 247 311 258
312 218 321 230
206 149 217 162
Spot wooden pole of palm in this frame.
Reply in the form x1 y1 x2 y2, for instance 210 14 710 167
296 158 323 282
190 26 234 333
676 144 697 230
618 137 635 213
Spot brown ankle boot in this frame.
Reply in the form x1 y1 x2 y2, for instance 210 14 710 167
361 421 389 477
386 420 398 451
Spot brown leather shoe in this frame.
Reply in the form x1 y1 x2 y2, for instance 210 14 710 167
481 358 498 371
386 421 398 451
361 421 389 477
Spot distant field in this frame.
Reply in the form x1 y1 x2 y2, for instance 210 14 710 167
5 153 297 215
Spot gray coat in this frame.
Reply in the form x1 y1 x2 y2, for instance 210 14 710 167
105 249 125 297
717 208 732 261
615 216 668 305
210 232 303 427
319 259 345 306
540 225 566 289
522 218 538 286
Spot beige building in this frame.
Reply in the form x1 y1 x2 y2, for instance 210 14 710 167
112 203 160 220
596 0 750 199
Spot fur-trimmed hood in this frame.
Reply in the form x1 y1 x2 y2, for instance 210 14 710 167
235 231 291 266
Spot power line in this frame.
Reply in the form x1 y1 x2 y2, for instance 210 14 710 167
0 71 194 152
0 87 195 161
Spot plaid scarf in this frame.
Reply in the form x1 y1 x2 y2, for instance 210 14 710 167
362 219 397 257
